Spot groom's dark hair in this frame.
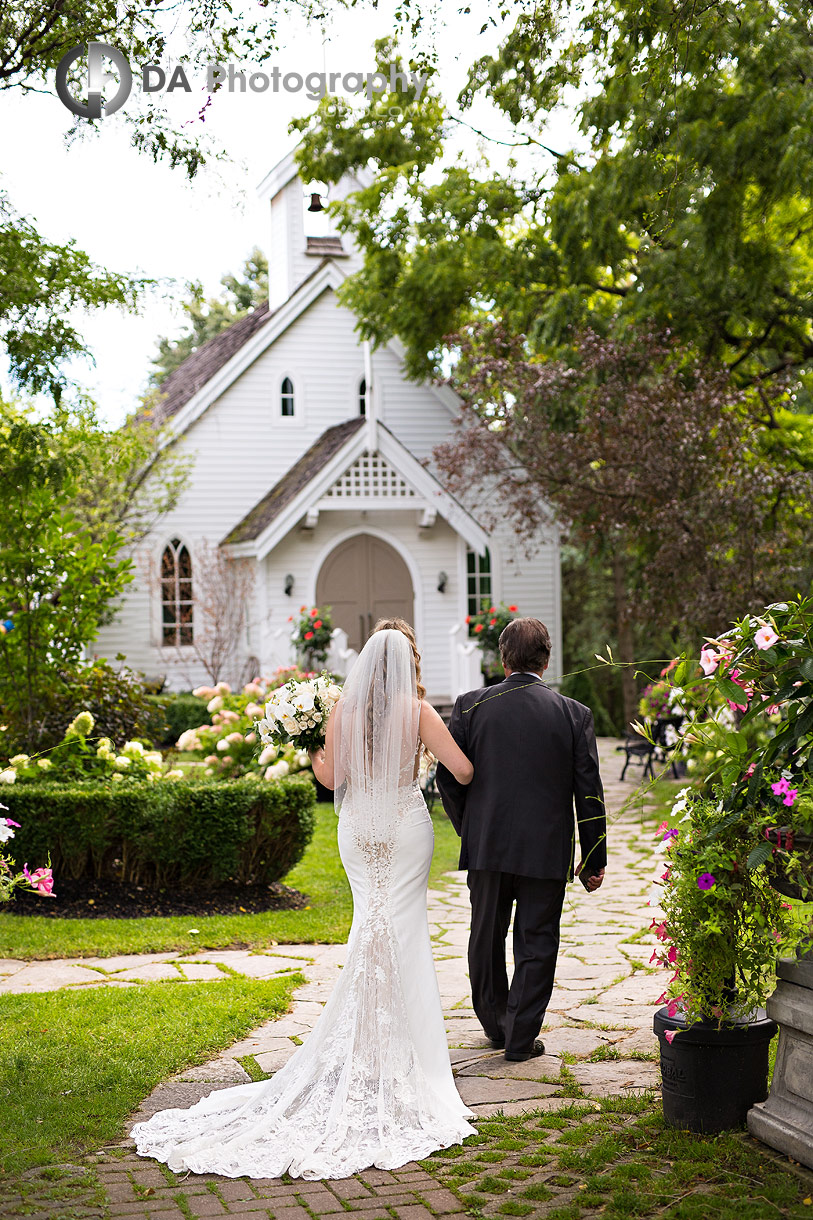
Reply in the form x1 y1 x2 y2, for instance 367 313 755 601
499 618 551 673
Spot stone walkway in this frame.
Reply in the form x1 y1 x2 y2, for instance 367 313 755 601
4 741 675 1219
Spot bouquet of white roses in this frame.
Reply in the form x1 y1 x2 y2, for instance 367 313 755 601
256 673 342 754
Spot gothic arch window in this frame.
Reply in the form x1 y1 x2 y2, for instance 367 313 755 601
358 377 367 416
280 376 295 417
161 538 193 645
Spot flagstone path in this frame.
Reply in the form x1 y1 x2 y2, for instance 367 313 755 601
2 741 677 1219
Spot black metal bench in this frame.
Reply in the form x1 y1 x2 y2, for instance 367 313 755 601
619 716 685 782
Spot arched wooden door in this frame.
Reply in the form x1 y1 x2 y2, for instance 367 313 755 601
315 534 414 652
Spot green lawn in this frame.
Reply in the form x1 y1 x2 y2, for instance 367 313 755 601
0 973 302 1178
0 802 462 961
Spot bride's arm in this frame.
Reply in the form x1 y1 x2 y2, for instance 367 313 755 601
309 704 337 790
419 702 474 784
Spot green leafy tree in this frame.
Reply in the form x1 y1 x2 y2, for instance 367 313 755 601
295 6 813 389
150 248 268 385
0 405 190 749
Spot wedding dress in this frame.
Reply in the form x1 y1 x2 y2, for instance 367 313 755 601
131 629 475 1179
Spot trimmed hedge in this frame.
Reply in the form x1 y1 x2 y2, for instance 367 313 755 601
146 693 212 747
4 775 316 889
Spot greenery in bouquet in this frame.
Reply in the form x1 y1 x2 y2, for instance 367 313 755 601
180 671 321 781
256 674 342 755
0 803 54 902
0 711 183 786
466 602 519 678
290 605 334 666
649 787 799 1031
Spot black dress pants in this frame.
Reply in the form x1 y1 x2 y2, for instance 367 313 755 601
467 869 567 1055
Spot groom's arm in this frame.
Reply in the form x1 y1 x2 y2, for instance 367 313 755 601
573 707 607 878
435 696 468 836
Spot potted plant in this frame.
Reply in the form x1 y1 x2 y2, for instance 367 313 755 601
649 788 791 1131
467 602 519 682
649 598 813 1140
290 605 334 671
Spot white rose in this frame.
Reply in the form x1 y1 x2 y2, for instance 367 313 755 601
281 717 300 735
327 684 342 702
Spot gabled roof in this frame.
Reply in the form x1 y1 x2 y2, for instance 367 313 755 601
222 418 365 546
153 301 271 424
221 418 489 559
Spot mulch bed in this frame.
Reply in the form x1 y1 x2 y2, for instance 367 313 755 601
8 876 310 919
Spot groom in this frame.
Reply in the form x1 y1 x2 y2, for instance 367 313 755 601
437 617 606 1061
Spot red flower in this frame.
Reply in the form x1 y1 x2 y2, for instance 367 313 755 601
300 605 307 612
310 608 319 617
304 631 314 640
488 606 496 614
313 620 323 629
489 619 497 626
474 623 484 633
465 615 471 624
287 615 293 622
508 605 518 612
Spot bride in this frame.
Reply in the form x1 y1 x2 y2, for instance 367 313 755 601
132 618 476 1180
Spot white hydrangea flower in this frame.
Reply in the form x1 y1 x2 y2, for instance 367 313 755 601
176 729 200 751
9 754 29 767
37 758 52 770
111 772 123 783
164 769 184 780
264 760 290 780
66 711 95 737
259 744 277 766
215 682 231 696
123 740 145 758
113 756 131 771
0 769 16 784
216 739 230 752
207 696 224 713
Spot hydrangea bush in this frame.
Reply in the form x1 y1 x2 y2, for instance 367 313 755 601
0 712 183 786
180 671 321 781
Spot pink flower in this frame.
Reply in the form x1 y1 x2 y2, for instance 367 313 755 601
664 1030 677 1045
783 788 798 807
772 778 790 797
700 648 720 676
667 946 678 964
4 817 20 828
22 864 55 896
755 625 779 650
654 921 669 942
666 997 682 1018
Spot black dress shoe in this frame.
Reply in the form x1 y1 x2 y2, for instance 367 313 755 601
488 1036 506 1050
505 1040 545 1062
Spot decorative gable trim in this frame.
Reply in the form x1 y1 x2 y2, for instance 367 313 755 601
222 419 488 560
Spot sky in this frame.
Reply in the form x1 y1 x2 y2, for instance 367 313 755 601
0 0 580 425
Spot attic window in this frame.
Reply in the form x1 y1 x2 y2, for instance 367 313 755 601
359 377 366 417
281 376 295 417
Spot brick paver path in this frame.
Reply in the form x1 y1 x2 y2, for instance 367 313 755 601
3 740 674 1218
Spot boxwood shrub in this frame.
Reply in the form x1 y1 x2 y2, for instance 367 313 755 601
5 775 316 889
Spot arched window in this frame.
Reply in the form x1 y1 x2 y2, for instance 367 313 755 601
161 538 193 645
358 377 367 417
280 376 295 417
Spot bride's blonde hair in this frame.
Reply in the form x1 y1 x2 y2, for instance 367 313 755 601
372 618 426 702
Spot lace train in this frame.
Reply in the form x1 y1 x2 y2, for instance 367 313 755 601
131 787 474 1179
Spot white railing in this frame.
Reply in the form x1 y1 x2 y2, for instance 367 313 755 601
327 626 359 679
449 623 484 698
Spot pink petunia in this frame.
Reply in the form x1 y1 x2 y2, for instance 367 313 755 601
664 1030 677 1045
755 625 779 651
667 946 678 965
22 864 55 896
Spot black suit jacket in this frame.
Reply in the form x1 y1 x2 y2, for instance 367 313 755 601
436 674 606 882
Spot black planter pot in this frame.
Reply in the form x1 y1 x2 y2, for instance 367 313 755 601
654 1006 778 1133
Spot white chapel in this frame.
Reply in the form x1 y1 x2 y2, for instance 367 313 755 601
94 148 562 703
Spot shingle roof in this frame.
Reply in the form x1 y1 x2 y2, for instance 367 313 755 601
152 302 272 422
221 418 366 546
